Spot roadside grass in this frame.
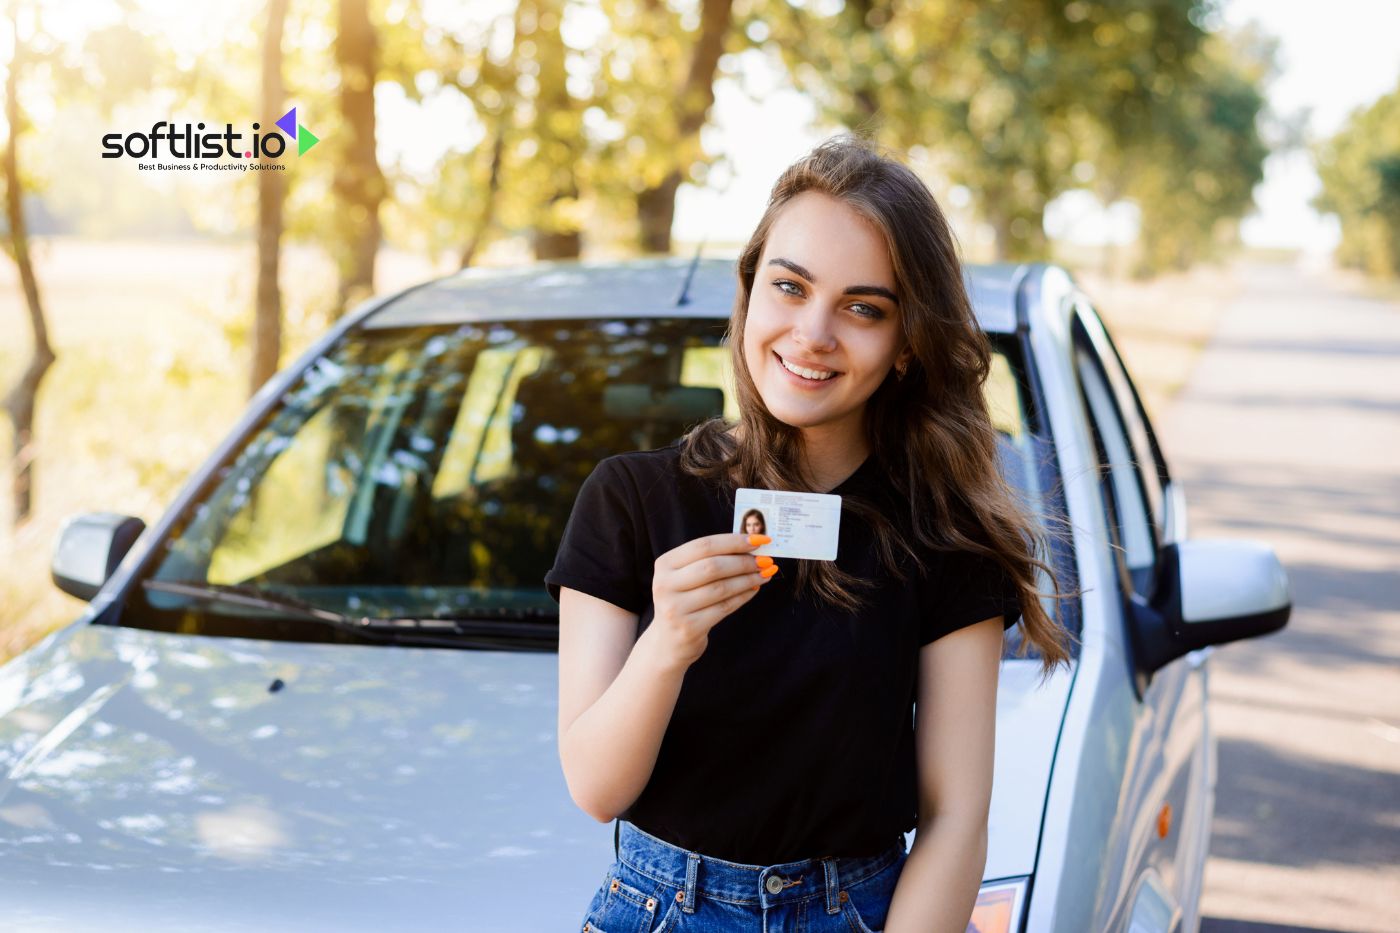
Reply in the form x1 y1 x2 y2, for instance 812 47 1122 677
0 236 452 663
1 238 1240 665
1073 262 1241 426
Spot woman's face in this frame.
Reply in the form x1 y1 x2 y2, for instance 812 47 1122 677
743 514 764 535
742 190 911 436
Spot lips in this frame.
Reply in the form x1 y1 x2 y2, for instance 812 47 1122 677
774 351 842 382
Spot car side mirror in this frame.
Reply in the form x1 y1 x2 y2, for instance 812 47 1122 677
51 512 146 601
1133 539 1291 674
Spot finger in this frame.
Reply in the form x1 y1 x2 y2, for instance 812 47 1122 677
658 532 770 573
691 583 762 630
669 552 772 593
675 565 773 616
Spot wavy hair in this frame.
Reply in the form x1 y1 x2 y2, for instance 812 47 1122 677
678 134 1076 679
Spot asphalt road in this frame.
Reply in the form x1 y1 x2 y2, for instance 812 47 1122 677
1155 262 1400 933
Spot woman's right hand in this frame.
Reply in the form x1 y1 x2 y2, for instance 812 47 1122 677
649 533 778 669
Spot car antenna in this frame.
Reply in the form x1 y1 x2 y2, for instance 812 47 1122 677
673 236 706 307
672 171 731 307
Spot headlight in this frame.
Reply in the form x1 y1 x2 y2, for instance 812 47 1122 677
970 877 1028 932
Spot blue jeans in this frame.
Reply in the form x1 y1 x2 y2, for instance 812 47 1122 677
578 820 909 933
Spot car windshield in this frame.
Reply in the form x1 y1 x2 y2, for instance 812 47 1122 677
125 317 734 645
123 316 1043 649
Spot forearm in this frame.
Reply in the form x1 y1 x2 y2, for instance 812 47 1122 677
559 624 689 822
885 816 988 933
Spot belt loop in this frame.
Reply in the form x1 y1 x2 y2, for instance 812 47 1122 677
822 856 841 915
683 852 700 914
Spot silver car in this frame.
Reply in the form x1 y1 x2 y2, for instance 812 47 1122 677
0 258 1290 931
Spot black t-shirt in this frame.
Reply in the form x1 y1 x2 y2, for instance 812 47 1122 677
544 440 1022 864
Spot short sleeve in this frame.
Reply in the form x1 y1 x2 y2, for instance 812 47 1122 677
543 457 647 614
919 548 1024 645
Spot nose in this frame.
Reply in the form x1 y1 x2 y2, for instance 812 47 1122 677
791 304 837 354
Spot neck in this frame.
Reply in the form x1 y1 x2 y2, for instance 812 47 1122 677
728 417 870 493
795 420 870 493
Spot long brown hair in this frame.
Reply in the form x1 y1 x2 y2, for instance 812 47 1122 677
679 134 1077 679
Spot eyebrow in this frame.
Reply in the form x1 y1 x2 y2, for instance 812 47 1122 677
766 257 899 306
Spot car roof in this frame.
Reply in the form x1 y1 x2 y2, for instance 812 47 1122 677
360 256 1025 334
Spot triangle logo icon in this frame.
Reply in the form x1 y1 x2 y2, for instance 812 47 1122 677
297 124 319 156
275 107 297 138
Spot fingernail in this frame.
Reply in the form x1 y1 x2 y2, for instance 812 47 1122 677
748 534 772 547
755 555 774 569
752 585 760 591
760 565 779 579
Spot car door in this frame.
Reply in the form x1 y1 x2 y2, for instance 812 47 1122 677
1071 299 1206 933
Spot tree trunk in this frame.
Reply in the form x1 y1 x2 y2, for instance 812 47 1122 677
333 0 383 316
637 173 682 255
2 27 55 527
459 121 505 269
251 0 288 399
635 0 733 255
989 211 1013 262
1 21 54 526
529 0 582 261
847 0 882 125
987 207 1046 262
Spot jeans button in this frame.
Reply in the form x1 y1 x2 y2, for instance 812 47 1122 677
765 875 784 895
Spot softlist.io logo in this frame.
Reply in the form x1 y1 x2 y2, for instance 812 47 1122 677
102 106 319 173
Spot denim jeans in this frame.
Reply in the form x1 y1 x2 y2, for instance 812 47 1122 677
578 820 909 933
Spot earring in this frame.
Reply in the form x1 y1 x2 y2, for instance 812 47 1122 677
895 362 909 381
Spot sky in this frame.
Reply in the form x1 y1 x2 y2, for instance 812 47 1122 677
1222 0 1400 252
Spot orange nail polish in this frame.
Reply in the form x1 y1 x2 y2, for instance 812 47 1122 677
756 555 774 569
748 534 772 547
760 565 779 579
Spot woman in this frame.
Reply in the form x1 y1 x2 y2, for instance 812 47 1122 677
546 135 1075 933
740 508 767 537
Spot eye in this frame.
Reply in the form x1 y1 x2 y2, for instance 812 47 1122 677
772 278 886 320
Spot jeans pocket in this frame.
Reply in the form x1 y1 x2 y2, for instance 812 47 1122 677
581 863 681 933
840 849 907 933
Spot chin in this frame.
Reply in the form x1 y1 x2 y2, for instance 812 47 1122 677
757 392 836 430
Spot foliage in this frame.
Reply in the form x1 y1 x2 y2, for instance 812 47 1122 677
1314 74 1400 278
1107 26 1272 276
751 0 1234 262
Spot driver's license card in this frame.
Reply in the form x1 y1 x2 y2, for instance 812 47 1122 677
733 488 842 561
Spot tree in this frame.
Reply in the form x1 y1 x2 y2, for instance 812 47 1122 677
627 0 734 254
332 0 385 313
381 1 588 265
1 1 55 527
1101 27 1272 276
1315 74 1400 278
376 1 517 269
755 0 1216 260
524 0 583 259
252 0 290 398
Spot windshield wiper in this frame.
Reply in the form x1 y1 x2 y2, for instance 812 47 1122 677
423 606 558 638
140 580 552 650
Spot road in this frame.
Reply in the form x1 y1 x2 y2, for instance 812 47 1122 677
1155 262 1400 933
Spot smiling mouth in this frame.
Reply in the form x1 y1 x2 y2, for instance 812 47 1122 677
774 352 842 382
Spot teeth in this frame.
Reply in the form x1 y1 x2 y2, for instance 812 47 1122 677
778 356 836 381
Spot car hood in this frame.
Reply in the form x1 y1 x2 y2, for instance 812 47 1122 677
0 623 1070 931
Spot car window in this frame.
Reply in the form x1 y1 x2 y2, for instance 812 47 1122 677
127 317 1039 647
1073 317 1158 595
1073 300 1166 535
985 340 1066 639
986 346 1041 512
